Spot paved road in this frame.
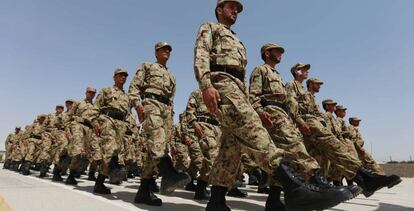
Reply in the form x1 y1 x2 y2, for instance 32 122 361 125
1 165 413 211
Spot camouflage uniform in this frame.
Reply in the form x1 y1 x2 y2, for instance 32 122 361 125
24 118 46 162
346 123 385 175
47 111 70 166
128 62 175 179
194 22 285 188
92 85 134 175
295 81 362 180
4 131 20 162
171 123 191 171
249 63 320 183
185 89 222 182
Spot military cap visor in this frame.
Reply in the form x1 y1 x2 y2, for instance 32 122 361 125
86 87 97 93
322 99 337 105
336 105 347 110
349 117 362 122
261 43 285 55
216 0 243 13
155 42 172 52
56 104 64 108
114 68 129 76
308 78 324 85
65 99 75 103
291 63 311 76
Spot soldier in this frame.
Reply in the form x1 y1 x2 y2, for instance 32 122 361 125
185 89 222 200
193 1 354 210
3 127 21 169
347 117 401 187
50 100 72 181
91 68 133 194
21 115 47 175
129 42 190 206
302 77 401 197
65 87 97 185
249 43 362 210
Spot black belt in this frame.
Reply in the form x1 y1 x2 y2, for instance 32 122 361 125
80 121 93 129
210 65 244 82
260 99 285 110
144 93 172 106
197 117 220 126
30 135 41 139
102 109 127 121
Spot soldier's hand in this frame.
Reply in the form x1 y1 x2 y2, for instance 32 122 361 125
135 104 145 123
298 122 311 136
193 122 204 138
259 112 273 128
202 87 221 115
94 123 101 136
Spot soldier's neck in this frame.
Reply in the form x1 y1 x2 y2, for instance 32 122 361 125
265 61 277 69
218 20 232 28
295 78 304 83
114 83 124 90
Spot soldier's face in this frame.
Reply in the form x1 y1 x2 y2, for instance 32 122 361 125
311 83 321 93
66 102 73 110
38 117 45 124
15 128 20 134
326 104 336 112
351 120 360 127
155 47 170 61
268 48 283 63
218 2 239 25
114 73 127 85
56 107 64 114
298 69 309 80
86 91 96 100
336 110 346 118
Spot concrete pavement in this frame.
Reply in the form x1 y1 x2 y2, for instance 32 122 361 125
1 165 413 211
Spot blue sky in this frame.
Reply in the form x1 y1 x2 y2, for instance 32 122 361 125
1 0 413 161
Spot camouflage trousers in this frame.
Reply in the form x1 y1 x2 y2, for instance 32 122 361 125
354 144 385 175
67 122 92 158
194 122 221 182
141 99 173 179
97 115 127 176
265 106 320 186
49 130 69 164
328 138 360 181
303 115 362 180
122 134 137 162
89 133 103 162
209 74 285 188
24 138 42 162
37 132 53 163
171 140 191 172
135 133 147 168
12 142 26 161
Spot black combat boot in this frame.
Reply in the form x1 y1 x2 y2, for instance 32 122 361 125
206 186 230 211
93 174 111 194
52 167 63 182
185 178 197 192
265 186 286 211
194 179 210 200
39 161 49 178
273 160 353 211
158 156 191 195
134 178 162 206
258 170 270 194
3 159 10 169
66 171 78 185
310 171 362 198
353 167 402 197
227 187 248 198
149 178 160 193
248 168 260 185
21 161 32 175
88 171 97 181
11 161 21 172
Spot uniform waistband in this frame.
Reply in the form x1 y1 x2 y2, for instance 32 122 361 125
210 65 244 82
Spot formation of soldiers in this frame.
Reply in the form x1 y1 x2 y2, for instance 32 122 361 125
2 1 402 211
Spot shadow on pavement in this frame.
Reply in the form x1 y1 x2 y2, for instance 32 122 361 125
376 202 414 211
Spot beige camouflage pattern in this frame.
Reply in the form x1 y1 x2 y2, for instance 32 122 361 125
128 62 175 179
249 64 320 182
299 91 362 179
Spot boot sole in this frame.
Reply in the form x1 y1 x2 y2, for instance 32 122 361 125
387 178 402 189
161 176 191 195
134 199 162 206
286 191 353 211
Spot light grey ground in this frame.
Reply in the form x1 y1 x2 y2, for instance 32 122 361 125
1 165 413 211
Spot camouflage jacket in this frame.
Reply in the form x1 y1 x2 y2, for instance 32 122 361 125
67 99 95 124
323 112 343 139
5 132 21 148
194 22 247 90
128 62 176 107
93 85 134 121
346 125 365 148
45 112 68 132
249 64 300 121
298 91 323 118
185 89 218 125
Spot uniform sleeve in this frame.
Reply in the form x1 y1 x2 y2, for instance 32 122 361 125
285 82 305 125
248 67 265 114
128 65 146 107
185 92 198 125
91 89 105 125
194 23 214 90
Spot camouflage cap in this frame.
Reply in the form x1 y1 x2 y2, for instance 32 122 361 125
86 87 97 93
322 99 337 106
261 43 285 55
291 63 311 76
56 104 64 108
65 99 75 103
349 117 361 122
38 114 47 119
155 42 172 52
114 68 128 76
216 0 243 13
336 104 347 110
307 77 324 85
15 126 21 129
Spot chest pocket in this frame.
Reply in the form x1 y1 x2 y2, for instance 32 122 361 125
215 29 244 67
266 72 287 101
145 69 165 90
